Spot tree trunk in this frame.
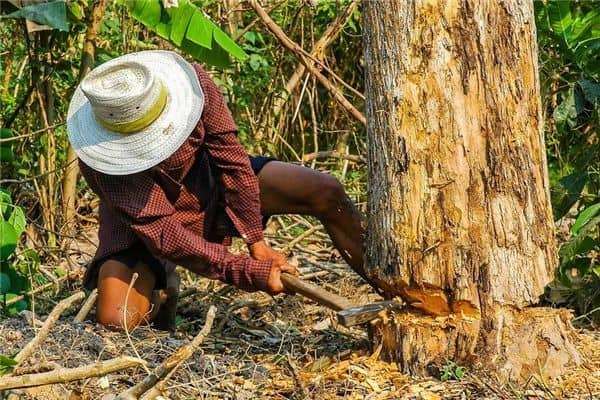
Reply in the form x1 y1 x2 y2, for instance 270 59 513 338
363 0 579 382
61 0 107 242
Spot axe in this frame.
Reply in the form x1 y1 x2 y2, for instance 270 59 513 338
281 272 404 327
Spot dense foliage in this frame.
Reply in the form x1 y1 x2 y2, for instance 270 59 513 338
0 0 598 322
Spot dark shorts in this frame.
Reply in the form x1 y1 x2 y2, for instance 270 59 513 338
84 156 275 290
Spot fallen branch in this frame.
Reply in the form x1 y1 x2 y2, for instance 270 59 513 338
4 275 70 306
249 0 366 125
73 288 98 323
0 357 146 391
282 224 323 255
302 150 365 163
14 291 86 367
116 305 218 400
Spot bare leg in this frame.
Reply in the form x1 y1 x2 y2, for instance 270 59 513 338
96 260 178 331
257 161 371 283
96 260 156 330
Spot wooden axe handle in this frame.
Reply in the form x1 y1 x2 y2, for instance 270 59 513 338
281 273 354 311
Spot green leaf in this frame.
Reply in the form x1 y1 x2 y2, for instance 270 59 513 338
0 128 13 163
1 0 68 32
214 28 247 61
126 1 247 67
186 10 213 49
550 171 588 220
6 268 29 294
134 0 161 28
169 0 195 46
8 206 26 237
0 272 10 295
0 356 16 368
4 294 28 316
578 79 600 104
572 203 600 235
244 31 256 45
546 1 573 44
0 189 11 220
130 0 150 17
553 85 583 130
0 355 17 376
574 39 600 81
569 8 600 43
154 9 172 39
559 215 600 262
0 221 18 261
67 2 84 20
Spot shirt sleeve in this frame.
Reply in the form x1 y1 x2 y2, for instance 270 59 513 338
80 162 272 292
197 66 265 245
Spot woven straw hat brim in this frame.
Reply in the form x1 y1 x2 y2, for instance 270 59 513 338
67 51 204 175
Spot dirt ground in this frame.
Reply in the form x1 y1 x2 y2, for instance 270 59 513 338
1 220 599 399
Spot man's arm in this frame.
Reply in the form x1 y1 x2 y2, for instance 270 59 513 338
81 162 273 292
196 66 265 245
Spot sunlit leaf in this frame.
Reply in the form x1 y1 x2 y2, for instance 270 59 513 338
572 203 600 235
0 189 11 220
559 215 600 262
186 10 213 49
546 1 573 44
0 222 18 261
214 28 247 61
169 0 194 46
8 206 26 237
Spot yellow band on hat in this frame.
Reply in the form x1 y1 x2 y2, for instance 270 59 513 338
97 84 168 134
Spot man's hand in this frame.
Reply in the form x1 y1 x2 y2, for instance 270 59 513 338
249 240 298 295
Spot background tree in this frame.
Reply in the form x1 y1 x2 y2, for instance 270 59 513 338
363 0 581 380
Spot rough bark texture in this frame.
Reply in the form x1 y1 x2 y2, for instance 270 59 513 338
363 0 577 381
61 0 107 240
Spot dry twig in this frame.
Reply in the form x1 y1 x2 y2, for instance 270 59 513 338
0 357 146 391
287 354 310 399
249 0 365 125
116 305 218 400
13 291 86 367
73 288 98 323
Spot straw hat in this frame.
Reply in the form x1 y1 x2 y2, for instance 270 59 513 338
67 50 204 175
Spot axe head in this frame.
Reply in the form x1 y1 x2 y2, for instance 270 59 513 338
336 300 405 327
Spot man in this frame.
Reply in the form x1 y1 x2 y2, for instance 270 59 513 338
68 50 367 331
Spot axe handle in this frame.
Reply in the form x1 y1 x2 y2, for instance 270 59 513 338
281 273 354 311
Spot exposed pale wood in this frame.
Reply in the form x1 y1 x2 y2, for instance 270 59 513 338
116 305 217 400
337 300 405 327
370 307 580 382
363 0 575 381
0 357 146 391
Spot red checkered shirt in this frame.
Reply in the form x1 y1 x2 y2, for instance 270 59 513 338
79 64 272 292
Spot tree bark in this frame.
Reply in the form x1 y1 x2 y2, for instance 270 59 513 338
61 0 107 240
363 0 578 382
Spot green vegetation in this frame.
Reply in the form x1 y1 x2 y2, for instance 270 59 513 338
536 1 600 323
